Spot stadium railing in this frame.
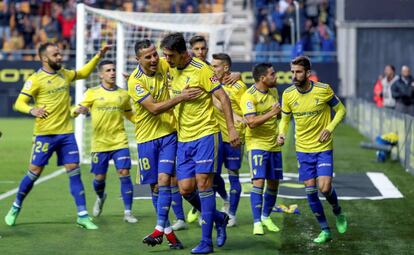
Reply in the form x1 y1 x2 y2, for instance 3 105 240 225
346 97 414 175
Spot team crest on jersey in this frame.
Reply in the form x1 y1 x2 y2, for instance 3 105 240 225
135 84 145 95
24 80 32 90
210 76 219 83
246 101 254 110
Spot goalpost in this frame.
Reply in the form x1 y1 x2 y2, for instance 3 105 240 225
75 3 234 164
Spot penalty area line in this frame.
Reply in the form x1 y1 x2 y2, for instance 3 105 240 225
0 168 66 201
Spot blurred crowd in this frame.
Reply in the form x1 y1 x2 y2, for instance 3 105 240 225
373 65 414 116
253 0 336 62
0 0 222 61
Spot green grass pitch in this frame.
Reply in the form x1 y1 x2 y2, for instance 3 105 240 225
0 118 414 254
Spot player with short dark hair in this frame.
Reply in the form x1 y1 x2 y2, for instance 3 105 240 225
6 43 111 229
72 60 137 224
278 55 348 244
241 62 283 235
161 33 240 254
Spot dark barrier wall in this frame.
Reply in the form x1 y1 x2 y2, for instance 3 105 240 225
0 61 338 117
356 28 414 101
345 0 414 21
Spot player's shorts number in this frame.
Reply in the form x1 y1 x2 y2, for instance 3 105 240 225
34 141 49 153
253 154 263 166
92 153 99 163
138 157 151 170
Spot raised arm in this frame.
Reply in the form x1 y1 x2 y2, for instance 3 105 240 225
74 45 112 80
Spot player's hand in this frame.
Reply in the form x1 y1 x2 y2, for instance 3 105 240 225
122 72 131 81
270 102 281 116
223 72 241 85
75 105 89 115
277 134 285 146
228 128 241 148
318 129 331 143
180 85 203 101
30 106 49 119
98 44 113 57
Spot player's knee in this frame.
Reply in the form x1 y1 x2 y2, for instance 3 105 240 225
29 164 44 175
158 173 170 186
118 169 130 177
266 180 279 190
64 163 79 172
95 174 106 181
319 182 331 194
252 178 265 188
178 184 195 196
150 183 159 193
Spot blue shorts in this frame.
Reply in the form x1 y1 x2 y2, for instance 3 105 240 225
176 133 223 181
248 150 283 180
223 142 242 171
31 133 79 166
137 132 177 184
296 150 333 181
91 148 131 175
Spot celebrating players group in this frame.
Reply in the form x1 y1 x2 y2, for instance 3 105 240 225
6 32 348 254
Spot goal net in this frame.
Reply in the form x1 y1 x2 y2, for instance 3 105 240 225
75 3 234 164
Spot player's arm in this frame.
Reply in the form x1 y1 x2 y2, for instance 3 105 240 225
71 90 93 117
140 86 202 115
123 96 135 123
319 97 346 142
213 88 240 147
72 45 112 81
277 93 292 146
244 103 280 129
14 94 49 118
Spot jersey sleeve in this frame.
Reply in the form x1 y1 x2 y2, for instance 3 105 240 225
79 89 94 108
60 68 77 83
20 76 39 98
325 85 340 107
128 77 150 104
123 93 133 112
200 66 221 93
281 92 291 114
240 92 256 116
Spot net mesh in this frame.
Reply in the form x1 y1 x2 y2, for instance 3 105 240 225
77 6 232 163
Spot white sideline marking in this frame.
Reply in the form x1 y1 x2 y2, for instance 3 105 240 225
0 168 66 201
366 172 404 199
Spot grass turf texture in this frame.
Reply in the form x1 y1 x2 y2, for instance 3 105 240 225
0 118 413 254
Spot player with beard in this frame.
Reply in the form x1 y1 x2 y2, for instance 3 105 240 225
277 56 347 243
240 63 283 235
5 42 111 229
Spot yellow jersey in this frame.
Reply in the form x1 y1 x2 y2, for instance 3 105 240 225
169 57 221 142
281 81 340 152
240 85 281 152
79 85 131 152
127 58 176 143
214 80 247 142
19 68 77 135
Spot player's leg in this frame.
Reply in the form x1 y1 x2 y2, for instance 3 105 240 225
224 142 243 226
112 148 136 223
248 150 268 235
137 141 159 211
5 135 53 226
317 150 347 234
90 152 109 217
192 133 228 253
59 134 97 230
298 151 331 243
261 151 282 232
170 176 188 231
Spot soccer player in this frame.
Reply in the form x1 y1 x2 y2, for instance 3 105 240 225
161 33 240 254
71 60 137 224
187 35 241 223
211 53 247 227
240 63 283 235
277 56 348 243
5 42 111 229
128 39 202 249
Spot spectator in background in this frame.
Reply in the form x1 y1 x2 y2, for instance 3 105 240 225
21 15 36 49
39 15 60 44
373 75 384 108
382 65 399 109
0 2 11 46
2 29 24 60
57 8 76 49
392 65 414 115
